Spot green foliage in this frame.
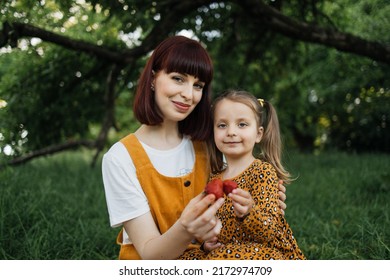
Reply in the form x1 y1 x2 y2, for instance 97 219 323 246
0 0 125 155
326 87 389 152
292 47 390 152
0 45 108 154
0 0 389 158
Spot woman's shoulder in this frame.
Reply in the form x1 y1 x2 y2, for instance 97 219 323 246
103 141 131 167
104 141 126 157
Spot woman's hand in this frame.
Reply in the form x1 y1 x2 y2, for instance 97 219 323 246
179 192 224 242
202 236 223 253
278 180 287 215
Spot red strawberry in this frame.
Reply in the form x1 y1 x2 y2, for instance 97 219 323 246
223 180 238 195
204 179 224 199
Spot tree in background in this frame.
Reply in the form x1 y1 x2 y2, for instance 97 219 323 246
0 0 389 167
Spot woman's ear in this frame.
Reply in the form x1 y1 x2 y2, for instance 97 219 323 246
256 126 264 143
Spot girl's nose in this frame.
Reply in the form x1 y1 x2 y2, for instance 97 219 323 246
227 126 237 136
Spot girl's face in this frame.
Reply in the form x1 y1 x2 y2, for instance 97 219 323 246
153 70 205 123
213 99 263 160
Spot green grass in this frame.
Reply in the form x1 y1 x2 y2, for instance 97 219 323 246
0 150 118 260
0 150 389 259
284 152 390 260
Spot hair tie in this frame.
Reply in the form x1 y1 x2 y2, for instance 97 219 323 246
258 98 265 107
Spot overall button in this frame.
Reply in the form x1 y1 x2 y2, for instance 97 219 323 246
184 180 191 187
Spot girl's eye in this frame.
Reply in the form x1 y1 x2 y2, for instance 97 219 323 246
217 123 227 128
238 122 248 128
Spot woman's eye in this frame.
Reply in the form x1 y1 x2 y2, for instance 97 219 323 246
172 76 183 82
194 83 205 90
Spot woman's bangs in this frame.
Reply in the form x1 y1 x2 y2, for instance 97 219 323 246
164 44 213 84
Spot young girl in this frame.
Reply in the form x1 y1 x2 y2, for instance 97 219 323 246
102 36 287 260
179 89 305 260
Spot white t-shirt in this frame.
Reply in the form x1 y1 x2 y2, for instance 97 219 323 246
102 135 195 230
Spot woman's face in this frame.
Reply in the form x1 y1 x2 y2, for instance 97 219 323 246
153 70 205 122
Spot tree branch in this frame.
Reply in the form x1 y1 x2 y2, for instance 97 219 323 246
240 0 390 64
0 140 96 169
1 21 130 64
90 63 122 167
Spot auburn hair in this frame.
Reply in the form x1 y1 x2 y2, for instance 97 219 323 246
133 36 214 141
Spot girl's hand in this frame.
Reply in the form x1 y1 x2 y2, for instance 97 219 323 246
179 192 224 242
228 188 254 218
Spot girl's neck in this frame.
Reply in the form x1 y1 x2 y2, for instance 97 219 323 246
222 154 256 179
134 122 182 150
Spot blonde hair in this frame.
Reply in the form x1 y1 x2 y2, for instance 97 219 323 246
209 89 291 183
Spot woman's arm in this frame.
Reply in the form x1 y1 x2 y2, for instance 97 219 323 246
125 193 224 260
239 164 282 242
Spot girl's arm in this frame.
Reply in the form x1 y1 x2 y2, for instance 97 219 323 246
230 180 286 218
124 193 224 260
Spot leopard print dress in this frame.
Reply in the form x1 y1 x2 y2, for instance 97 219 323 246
179 159 305 260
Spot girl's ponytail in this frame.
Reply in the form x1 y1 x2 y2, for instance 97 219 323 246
260 100 291 184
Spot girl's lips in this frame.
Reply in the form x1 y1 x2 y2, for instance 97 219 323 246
172 101 191 112
224 141 241 145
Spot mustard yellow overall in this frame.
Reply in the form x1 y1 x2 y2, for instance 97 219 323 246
116 134 209 259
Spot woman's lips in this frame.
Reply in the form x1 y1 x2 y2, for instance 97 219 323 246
172 101 191 112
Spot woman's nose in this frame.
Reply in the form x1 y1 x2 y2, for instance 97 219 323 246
181 84 193 100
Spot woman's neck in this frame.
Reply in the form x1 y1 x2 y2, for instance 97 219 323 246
223 154 256 179
134 122 182 150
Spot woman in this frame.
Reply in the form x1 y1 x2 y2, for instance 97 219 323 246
102 36 286 260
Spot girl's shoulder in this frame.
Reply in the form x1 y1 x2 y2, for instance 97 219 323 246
209 171 223 180
248 159 277 177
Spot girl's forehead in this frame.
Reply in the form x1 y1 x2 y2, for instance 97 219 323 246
217 99 252 108
215 99 256 116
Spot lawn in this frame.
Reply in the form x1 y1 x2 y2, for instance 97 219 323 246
0 150 389 259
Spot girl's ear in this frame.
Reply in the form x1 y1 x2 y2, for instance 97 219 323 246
256 126 264 143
